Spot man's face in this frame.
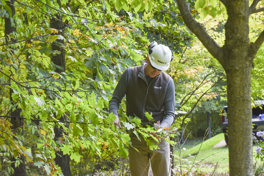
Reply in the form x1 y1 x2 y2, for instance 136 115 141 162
146 61 162 78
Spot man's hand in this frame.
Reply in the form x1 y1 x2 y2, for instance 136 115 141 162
154 121 161 130
113 116 122 128
151 121 163 140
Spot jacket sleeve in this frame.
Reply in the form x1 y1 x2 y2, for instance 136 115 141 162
160 78 175 129
109 69 129 116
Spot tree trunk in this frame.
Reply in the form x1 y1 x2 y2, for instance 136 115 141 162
225 61 253 176
224 1 253 175
50 15 71 175
207 112 211 139
5 0 27 175
54 118 71 175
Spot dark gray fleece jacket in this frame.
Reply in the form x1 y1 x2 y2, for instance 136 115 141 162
109 64 175 128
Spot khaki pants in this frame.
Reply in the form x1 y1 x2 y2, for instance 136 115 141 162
129 135 170 176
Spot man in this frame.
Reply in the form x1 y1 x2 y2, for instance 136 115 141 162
109 41 175 176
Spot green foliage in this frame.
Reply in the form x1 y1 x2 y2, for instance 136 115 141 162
0 0 191 175
1 0 244 174
170 38 226 130
252 45 264 100
195 0 225 18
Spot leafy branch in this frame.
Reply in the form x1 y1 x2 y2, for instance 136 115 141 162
179 76 221 128
0 115 93 125
0 33 51 46
176 0 224 65
0 69 58 93
0 69 96 93
180 72 214 107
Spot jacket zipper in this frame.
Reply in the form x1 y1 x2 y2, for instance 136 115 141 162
143 78 153 116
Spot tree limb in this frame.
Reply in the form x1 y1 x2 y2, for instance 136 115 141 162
0 69 96 93
249 30 264 60
0 33 51 46
180 72 213 106
176 0 224 65
249 0 261 14
250 8 264 14
180 79 219 128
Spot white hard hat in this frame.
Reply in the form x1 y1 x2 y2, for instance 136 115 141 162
148 42 172 71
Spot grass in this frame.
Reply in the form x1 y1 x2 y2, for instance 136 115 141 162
180 133 225 157
174 133 229 175
174 133 264 175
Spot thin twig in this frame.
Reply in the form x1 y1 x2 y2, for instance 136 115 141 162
180 72 214 107
180 77 221 128
0 33 51 46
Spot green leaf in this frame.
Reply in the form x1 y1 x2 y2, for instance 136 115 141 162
61 0 68 5
72 79 80 90
195 0 206 9
118 140 128 158
115 0 122 12
131 117 141 125
132 0 142 13
73 124 84 136
88 91 97 107
70 152 82 163
145 112 153 121
2 1 12 17
89 109 99 125
60 144 73 155
121 133 131 145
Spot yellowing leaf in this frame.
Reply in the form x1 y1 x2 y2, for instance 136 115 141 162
26 43 32 47
73 29 82 36
51 28 59 34
69 39 75 43
102 142 108 150
114 26 125 33
7 58 13 64
80 143 85 150
40 129 46 135
94 26 102 30
104 22 114 28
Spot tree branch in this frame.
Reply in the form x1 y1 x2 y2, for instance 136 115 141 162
0 115 94 125
180 80 217 128
250 8 264 14
180 72 213 106
0 33 51 46
0 69 96 93
0 70 58 93
249 0 261 14
249 30 264 60
176 0 224 65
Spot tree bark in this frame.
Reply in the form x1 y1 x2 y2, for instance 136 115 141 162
207 112 211 139
50 15 71 175
224 1 253 175
226 62 253 176
5 0 27 175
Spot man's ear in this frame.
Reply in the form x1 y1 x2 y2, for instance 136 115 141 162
146 56 150 63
